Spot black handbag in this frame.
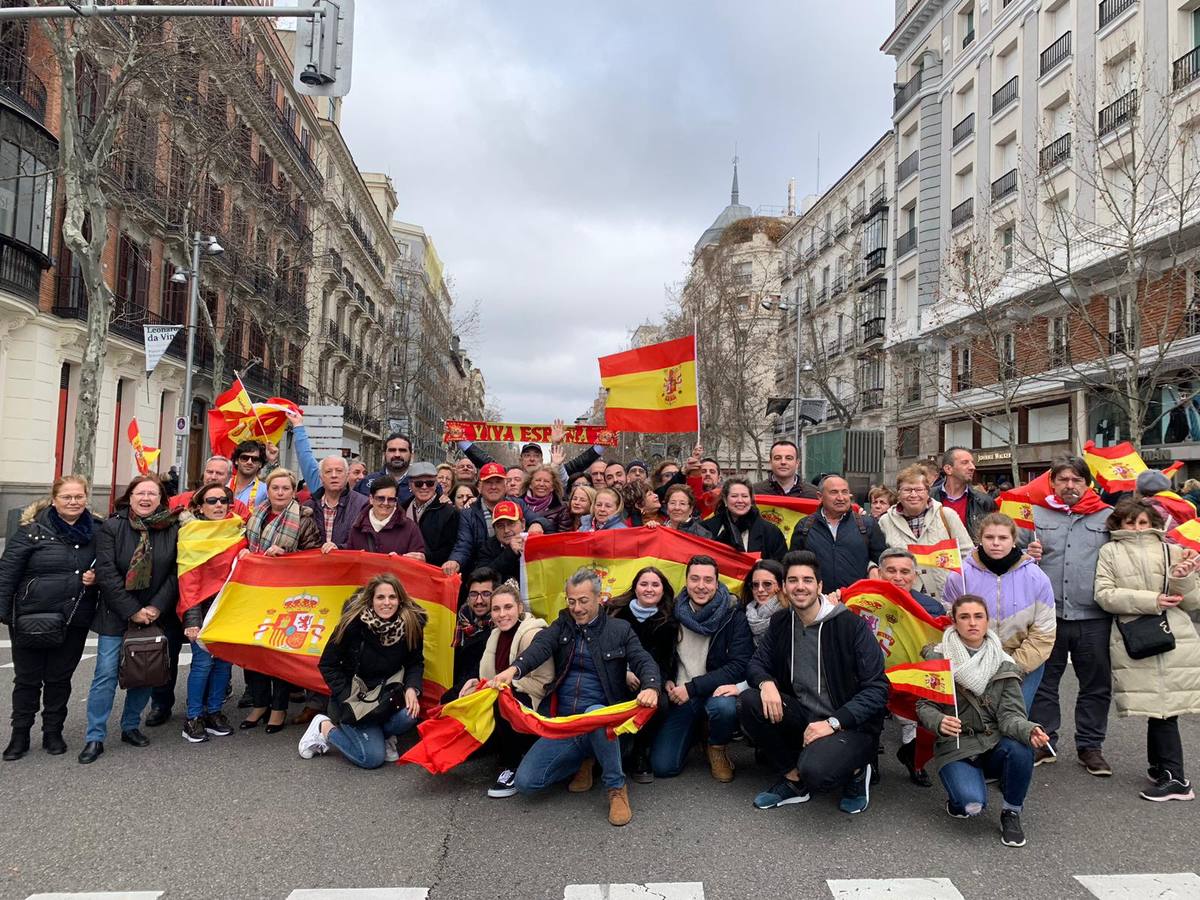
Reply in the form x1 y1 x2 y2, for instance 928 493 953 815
12 573 86 648
1115 543 1177 660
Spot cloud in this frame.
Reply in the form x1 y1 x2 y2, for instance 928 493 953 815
340 1 896 422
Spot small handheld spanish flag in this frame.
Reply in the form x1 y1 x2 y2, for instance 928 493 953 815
126 418 160 475
908 538 963 574
598 335 698 433
997 491 1035 530
1168 519 1200 553
1082 440 1147 492
886 659 956 705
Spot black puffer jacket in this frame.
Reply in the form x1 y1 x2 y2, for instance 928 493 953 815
702 507 787 561
0 504 102 632
93 510 179 637
319 616 425 723
412 499 459 567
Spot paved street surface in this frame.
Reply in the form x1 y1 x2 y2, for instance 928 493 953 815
2 639 1200 900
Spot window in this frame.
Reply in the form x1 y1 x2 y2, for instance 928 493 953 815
956 346 972 391
898 425 920 457
1110 292 1134 352
905 360 923 404
161 264 186 323
732 260 752 286
945 419 973 447
115 235 150 310
0 137 52 254
1001 225 1014 270
1049 316 1069 366
1000 332 1017 378
1029 403 1070 443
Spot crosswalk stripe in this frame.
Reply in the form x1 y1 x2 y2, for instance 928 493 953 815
827 878 965 899
0 639 99 648
27 893 163 899
564 885 704 899
285 891 429 899
1074 873 1200 898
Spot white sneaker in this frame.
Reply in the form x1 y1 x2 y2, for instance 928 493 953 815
488 768 518 798
383 735 400 763
298 714 330 759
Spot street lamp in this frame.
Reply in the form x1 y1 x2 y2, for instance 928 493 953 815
177 232 225 489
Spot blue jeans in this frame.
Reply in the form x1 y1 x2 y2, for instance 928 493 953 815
85 634 152 742
327 709 417 769
186 640 233 719
1021 664 1044 713
650 694 737 777
939 737 1034 813
515 704 626 791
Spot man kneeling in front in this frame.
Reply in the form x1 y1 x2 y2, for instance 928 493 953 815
491 567 660 826
738 550 888 814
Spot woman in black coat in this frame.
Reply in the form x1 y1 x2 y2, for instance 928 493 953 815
299 572 426 769
608 566 677 783
702 477 786 561
0 476 102 760
79 475 179 764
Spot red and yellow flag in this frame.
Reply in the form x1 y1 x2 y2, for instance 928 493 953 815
177 517 247 616
207 377 300 458
199 550 459 713
1168 519 1200 553
598 335 698 433
126 418 160 475
1083 440 1147 492
842 578 950 667
886 659 955 705
755 495 820 546
400 683 656 774
522 526 755 622
908 538 963 574
997 491 1035 530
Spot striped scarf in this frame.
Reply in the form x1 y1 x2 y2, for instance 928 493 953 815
246 500 303 554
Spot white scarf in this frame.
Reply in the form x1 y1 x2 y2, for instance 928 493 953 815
941 626 1011 697
368 511 391 532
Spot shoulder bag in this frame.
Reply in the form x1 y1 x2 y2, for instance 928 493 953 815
118 622 171 689
1115 542 1177 660
344 668 407 725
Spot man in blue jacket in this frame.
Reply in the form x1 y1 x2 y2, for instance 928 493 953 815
441 463 548 577
789 474 886 591
738 550 888 815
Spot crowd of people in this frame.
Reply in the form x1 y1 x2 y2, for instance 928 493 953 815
1 419 1198 846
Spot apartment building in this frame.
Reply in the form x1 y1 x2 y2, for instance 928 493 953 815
775 132 895 492
883 0 1200 485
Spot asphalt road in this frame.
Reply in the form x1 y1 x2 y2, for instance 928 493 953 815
1 643 1198 900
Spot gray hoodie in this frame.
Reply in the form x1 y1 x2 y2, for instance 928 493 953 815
790 596 848 721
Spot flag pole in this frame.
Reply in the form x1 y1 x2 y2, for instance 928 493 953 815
693 316 701 447
950 660 960 750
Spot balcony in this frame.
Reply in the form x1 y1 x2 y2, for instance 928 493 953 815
869 183 888 213
992 76 1018 116
1109 330 1131 354
861 315 885 345
951 197 974 229
820 230 832 250
861 387 884 411
895 227 917 258
894 71 922 115
1040 32 1071 77
814 286 829 305
0 234 46 302
1098 89 1137 137
52 278 186 356
991 168 1017 203
1099 0 1135 29
850 200 865 223
952 113 975 148
1040 133 1072 172
1174 47 1200 93
863 247 886 276
897 150 919 185
344 206 385 274
832 273 847 296
0 48 47 125
835 216 849 237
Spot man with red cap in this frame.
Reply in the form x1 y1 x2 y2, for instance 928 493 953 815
474 500 526 582
443 463 550 577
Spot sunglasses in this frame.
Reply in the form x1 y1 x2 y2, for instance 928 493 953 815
238 454 262 463
372 496 398 505
202 497 230 506
411 479 436 488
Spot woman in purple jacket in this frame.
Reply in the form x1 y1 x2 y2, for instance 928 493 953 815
347 476 427 561
942 512 1057 711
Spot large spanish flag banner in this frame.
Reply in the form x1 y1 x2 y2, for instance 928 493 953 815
400 684 656 774
598 335 698 433
199 550 459 713
176 517 247 615
908 539 963 575
756 495 820 545
842 579 950 667
522 526 755 622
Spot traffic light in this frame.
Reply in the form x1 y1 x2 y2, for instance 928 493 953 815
294 0 354 98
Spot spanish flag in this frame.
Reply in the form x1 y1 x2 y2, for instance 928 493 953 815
842 579 950 666
997 490 1036 530
126 418 160 475
908 538 964 574
1168 519 1200 552
176 516 247 615
886 659 955 705
756 495 820 545
400 683 656 774
1083 440 1148 492
598 335 698 433
206 377 301 458
199 550 459 713
522 526 755 623
1152 490 1197 525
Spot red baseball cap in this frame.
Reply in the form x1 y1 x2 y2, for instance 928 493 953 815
479 462 507 481
491 500 524 524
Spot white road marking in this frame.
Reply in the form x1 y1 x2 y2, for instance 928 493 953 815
565 885 705 900
827 879 966 899
27 893 163 899
1075 873 1200 898
3 653 175 670
286 891 430 899
0 639 99 648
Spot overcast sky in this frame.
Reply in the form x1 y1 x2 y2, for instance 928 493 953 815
339 1 896 423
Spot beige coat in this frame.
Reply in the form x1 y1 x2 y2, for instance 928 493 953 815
479 614 554 710
878 499 974 600
1094 529 1200 719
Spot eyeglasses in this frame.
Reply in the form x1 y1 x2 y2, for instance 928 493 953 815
899 486 927 494
372 496 398 505
202 497 230 506
238 454 262 463
751 581 777 591
467 590 493 601
411 479 436 488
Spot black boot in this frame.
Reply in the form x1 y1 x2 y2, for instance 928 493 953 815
3 728 30 761
77 741 104 764
42 731 67 755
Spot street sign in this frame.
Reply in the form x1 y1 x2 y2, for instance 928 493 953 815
175 416 189 436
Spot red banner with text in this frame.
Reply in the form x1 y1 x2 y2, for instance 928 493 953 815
443 420 619 446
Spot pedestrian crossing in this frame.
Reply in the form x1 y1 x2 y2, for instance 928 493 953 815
16 876 1200 899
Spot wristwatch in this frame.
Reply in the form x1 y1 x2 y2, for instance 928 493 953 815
826 717 841 732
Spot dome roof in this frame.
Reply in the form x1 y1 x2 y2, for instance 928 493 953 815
694 161 752 252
